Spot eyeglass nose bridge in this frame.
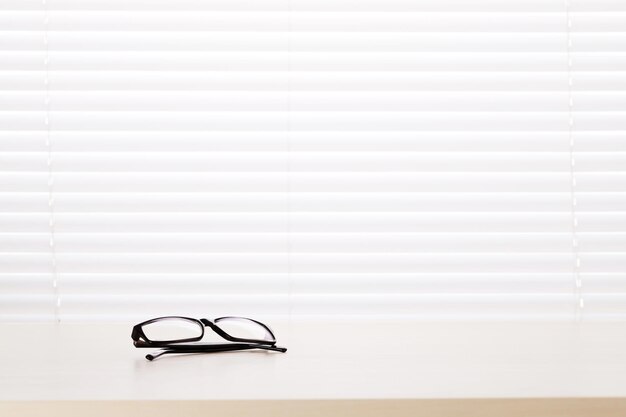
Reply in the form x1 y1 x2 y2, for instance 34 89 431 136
200 318 226 337
200 318 234 341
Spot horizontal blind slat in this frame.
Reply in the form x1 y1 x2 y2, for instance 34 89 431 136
2 131 626 152
1 212 624 233
2 151 626 172
1 172 623 192
3 52 626 71
0 253 607 274
3 32 626 53
3 273 626 294
0 0 621 12
2 12 625 32
3 111 626 131
2 232 625 253
3 71 626 91
3 192 625 212
4 91 626 112
5 294 621 320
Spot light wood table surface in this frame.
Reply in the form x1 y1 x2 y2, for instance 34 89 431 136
1 320 625 416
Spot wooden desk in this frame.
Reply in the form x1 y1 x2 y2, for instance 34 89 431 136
1 321 625 416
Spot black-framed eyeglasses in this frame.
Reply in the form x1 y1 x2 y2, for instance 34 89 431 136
131 316 287 361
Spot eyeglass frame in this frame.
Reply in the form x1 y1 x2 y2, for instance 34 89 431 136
131 315 279 348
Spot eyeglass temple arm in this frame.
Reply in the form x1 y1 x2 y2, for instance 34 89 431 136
145 344 287 361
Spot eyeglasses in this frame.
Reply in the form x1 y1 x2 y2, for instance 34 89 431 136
131 316 287 361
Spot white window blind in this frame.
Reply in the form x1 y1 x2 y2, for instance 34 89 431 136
1 0 625 321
